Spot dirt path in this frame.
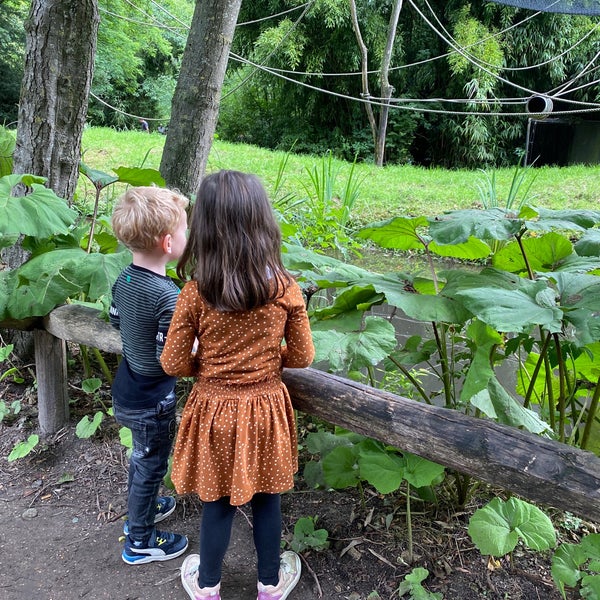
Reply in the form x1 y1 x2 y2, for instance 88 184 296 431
0 414 579 600
0 429 319 600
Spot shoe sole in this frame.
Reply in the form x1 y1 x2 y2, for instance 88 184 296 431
122 538 189 565
279 552 301 600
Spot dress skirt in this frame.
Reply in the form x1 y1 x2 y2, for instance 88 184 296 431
171 377 298 506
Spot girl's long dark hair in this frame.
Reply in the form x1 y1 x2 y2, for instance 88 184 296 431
177 170 291 312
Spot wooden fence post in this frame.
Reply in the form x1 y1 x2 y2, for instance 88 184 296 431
33 329 69 434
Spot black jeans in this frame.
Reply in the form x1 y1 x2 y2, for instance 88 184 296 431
113 391 176 541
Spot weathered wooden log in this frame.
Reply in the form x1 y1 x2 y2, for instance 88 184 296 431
43 304 122 354
282 368 600 524
8 304 600 524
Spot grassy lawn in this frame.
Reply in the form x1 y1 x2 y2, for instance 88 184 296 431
81 127 600 224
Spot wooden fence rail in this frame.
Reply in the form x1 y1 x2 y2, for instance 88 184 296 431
2 304 600 523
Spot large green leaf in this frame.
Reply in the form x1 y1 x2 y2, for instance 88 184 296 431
401 452 445 488
78 162 119 188
1 249 131 320
5 249 86 319
312 316 397 372
354 272 472 325
428 208 524 244
356 216 429 250
493 232 573 274
575 229 600 257
113 166 165 187
71 251 131 301
460 320 503 402
322 445 360 488
525 207 600 233
453 279 563 333
358 451 405 494
471 377 551 434
0 174 78 237
312 285 385 321
429 236 491 260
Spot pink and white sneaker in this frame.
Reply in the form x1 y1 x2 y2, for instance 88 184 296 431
181 554 221 599
257 551 301 600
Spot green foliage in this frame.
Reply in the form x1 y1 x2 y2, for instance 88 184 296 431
552 533 600 599
274 151 364 257
0 0 27 125
468 497 556 557
90 0 192 128
8 434 39 462
0 400 20 422
76 411 105 439
0 163 170 323
397 567 442 599
289 516 330 553
0 127 15 176
0 343 23 385
476 159 538 212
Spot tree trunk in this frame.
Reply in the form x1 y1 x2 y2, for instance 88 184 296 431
349 0 377 153
375 0 403 167
160 0 243 196
5 0 99 360
13 0 99 203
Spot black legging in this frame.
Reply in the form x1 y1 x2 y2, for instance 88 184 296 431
198 493 282 588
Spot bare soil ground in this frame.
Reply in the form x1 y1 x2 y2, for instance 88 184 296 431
0 371 594 600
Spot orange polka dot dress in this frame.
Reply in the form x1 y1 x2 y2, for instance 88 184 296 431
160 278 315 506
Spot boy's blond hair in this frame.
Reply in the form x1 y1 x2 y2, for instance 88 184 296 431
111 186 189 252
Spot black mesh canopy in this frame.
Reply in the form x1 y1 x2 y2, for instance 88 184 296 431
489 1 600 14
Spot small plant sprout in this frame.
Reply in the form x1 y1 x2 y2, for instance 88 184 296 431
289 516 330 554
8 434 40 462
396 567 442 599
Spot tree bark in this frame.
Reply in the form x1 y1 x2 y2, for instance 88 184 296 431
160 0 243 196
12 0 99 203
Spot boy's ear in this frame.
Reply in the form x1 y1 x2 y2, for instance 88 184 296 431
161 233 173 254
